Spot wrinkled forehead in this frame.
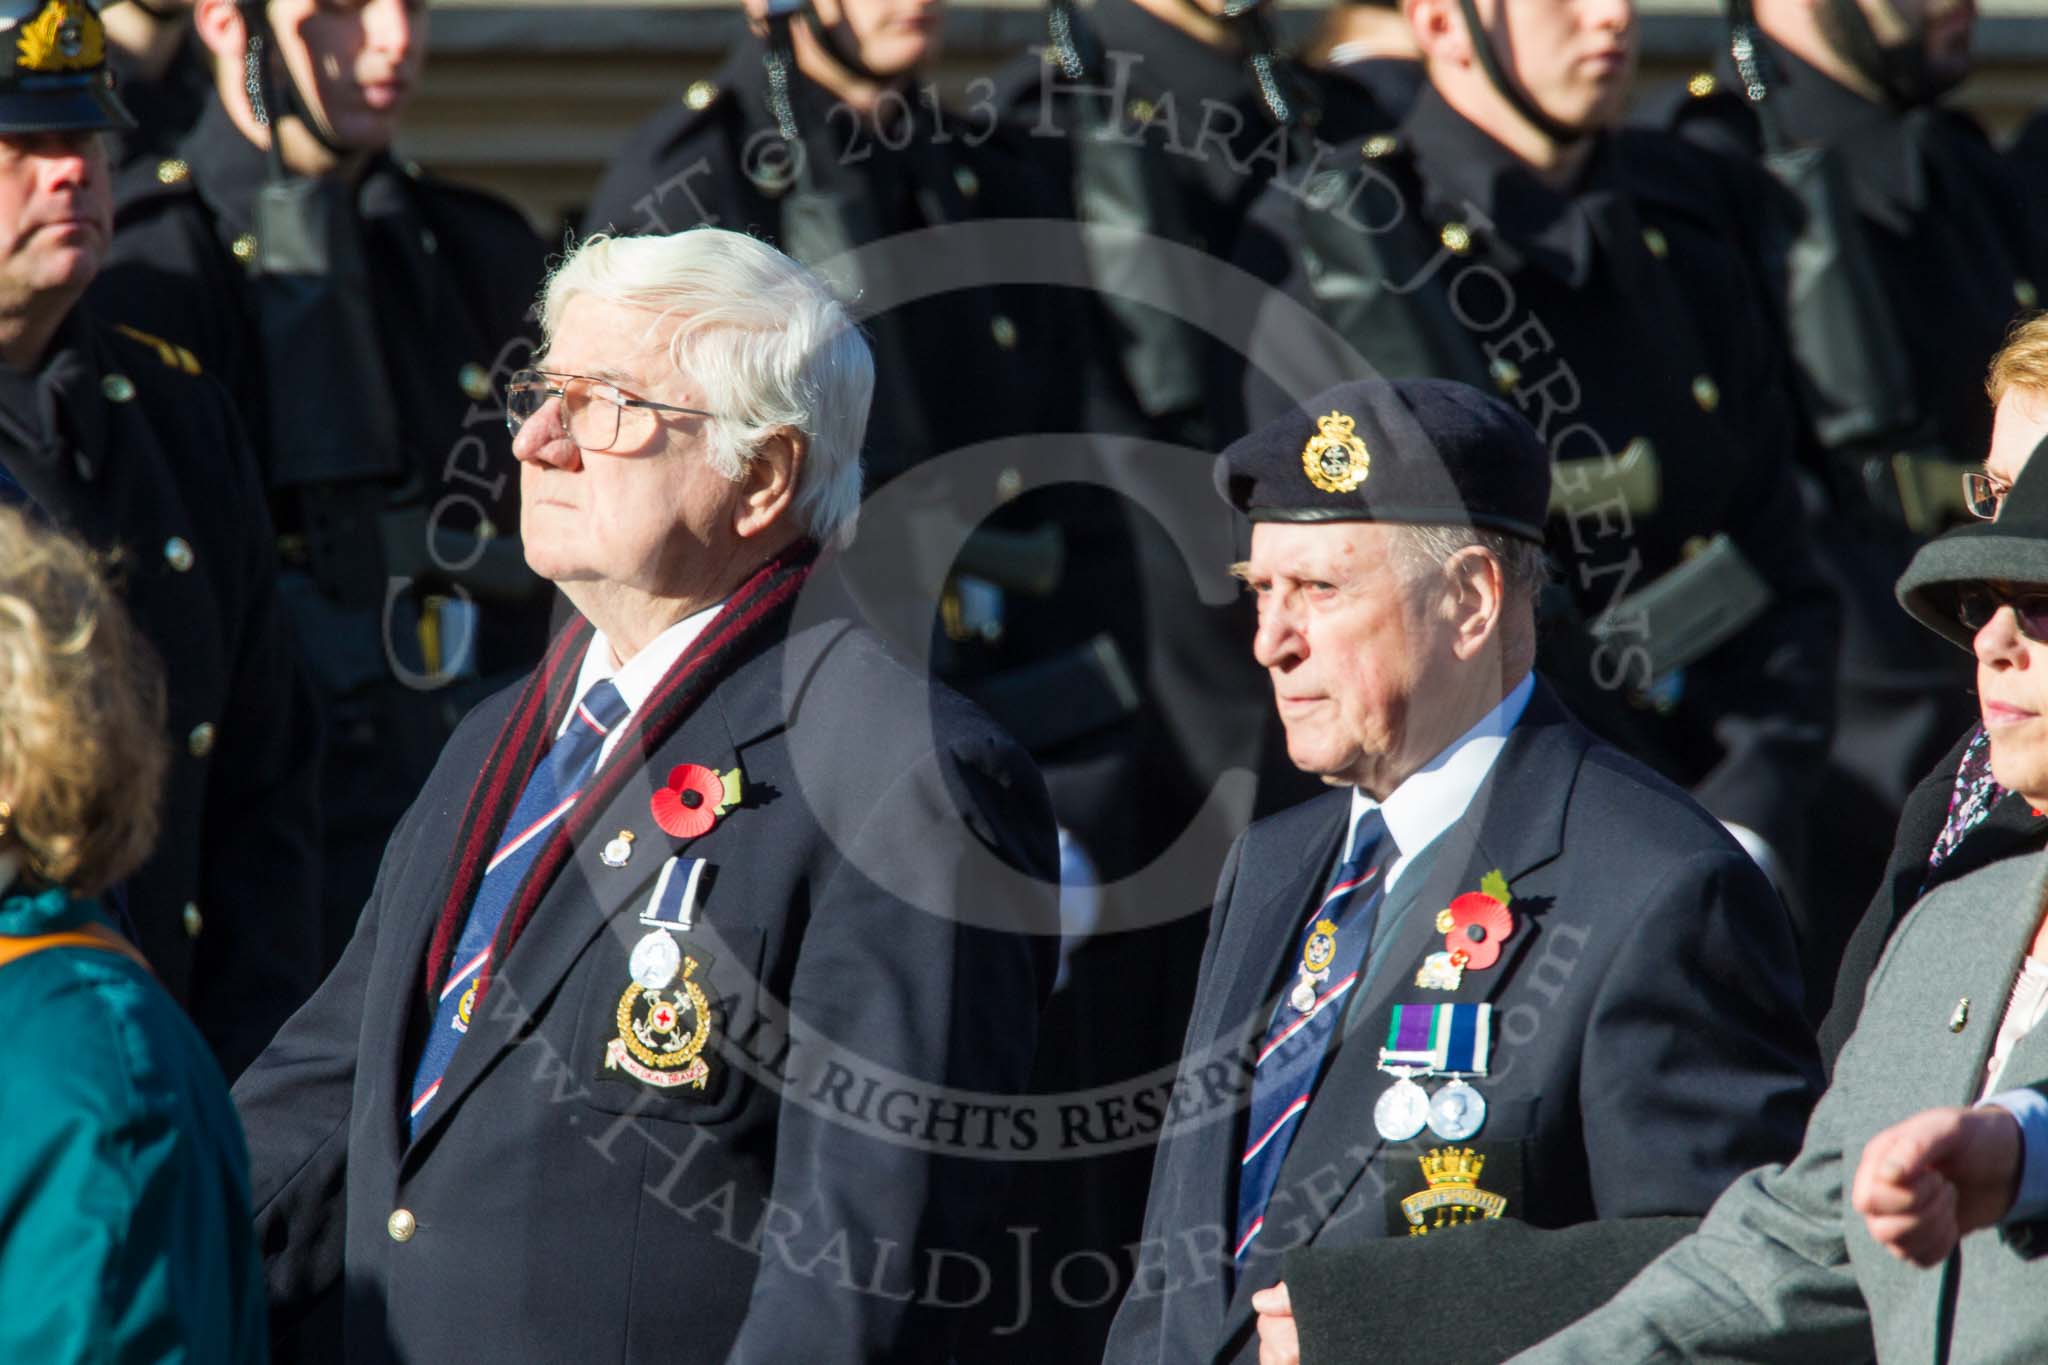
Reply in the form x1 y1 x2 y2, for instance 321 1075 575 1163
1246 520 1401 579
540 296 684 382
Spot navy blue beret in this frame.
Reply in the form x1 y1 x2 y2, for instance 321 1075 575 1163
1214 378 1552 543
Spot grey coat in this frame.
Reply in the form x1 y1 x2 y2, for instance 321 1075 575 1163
1511 851 2048 1365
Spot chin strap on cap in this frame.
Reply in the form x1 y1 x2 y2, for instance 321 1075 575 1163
1454 0 1594 146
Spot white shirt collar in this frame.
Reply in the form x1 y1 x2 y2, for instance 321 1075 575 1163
1344 672 1535 886
562 601 726 761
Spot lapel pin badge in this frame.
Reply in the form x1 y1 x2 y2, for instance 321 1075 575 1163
601 830 635 868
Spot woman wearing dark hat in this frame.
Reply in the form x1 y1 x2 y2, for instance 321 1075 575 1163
0 505 265 1361
1819 316 2048 1065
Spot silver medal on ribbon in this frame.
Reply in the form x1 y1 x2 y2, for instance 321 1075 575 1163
1374 1074 1430 1142
629 928 682 990
1426 1077 1487 1142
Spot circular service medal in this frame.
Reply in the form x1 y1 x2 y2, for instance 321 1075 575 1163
629 929 682 991
1426 1078 1488 1142
1374 1075 1430 1142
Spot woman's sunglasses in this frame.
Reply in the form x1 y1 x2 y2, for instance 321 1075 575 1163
1956 584 2048 640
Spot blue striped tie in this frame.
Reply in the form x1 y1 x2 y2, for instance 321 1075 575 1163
407 678 628 1135
1234 807 1395 1264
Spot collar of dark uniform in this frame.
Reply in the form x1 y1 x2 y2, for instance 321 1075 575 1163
722 34 923 196
1399 84 1609 286
1726 34 1927 211
180 91 409 232
1087 0 1255 107
0 309 107 467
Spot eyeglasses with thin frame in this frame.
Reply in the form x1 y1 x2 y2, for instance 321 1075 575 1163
1956 583 2048 641
1964 470 2012 521
504 369 717 453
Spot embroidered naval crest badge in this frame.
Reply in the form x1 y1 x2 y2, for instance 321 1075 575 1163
16 0 102 72
1301 411 1370 493
605 956 714 1090
1400 1147 1507 1235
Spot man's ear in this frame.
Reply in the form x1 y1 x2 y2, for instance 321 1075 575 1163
191 0 247 64
1407 0 1469 65
1444 546 1506 662
734 430 804 540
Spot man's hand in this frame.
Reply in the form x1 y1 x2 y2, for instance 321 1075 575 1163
1252 1281 1300 1365
1850 1105 2023 1266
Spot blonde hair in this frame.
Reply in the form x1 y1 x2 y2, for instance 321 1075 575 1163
1988 312 2048 406
0 507 167 897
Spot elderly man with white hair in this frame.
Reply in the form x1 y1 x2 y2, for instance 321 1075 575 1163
231 227 1059 1364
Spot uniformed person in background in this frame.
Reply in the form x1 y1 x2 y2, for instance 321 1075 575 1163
100 0 209 166
0 0 319 1077
94 0 554 965
1229 0 1842 992
1642 0 2045 1014
1302 0 1424 131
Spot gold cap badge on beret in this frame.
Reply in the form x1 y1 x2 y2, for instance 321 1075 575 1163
1302 410 1371 494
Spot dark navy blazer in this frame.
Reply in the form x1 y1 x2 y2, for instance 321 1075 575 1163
1102 679 1823 1365
233 615 1059 1364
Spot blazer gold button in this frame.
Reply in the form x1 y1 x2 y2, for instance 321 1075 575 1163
1440 222 1473 255
181 902 203 939
387 1209 416 1242
459 362 492 401
2019 279 2039 310
1641 226 1669 259
164 537 195 572
684 79 718 111
954 165 980 199
156 157 189 185
1691 375 1721 412
188 721 216 758
101 373 136 403
990 315 1019 350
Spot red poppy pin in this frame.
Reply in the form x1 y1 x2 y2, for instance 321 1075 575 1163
649 763 743 839
1418 869 1515 989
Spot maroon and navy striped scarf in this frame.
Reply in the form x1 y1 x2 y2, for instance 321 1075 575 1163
422 538 818 1009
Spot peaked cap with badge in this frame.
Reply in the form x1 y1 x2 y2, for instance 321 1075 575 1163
1216 376 1552 542
1897 435 2048 650
0 0 130 133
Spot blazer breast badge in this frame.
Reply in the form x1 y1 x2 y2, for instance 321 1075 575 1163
1399 1147 1508 1235
606 959 714 1091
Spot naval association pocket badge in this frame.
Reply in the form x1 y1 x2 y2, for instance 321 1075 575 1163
1399 1146 1507 1235
606 956 714 1091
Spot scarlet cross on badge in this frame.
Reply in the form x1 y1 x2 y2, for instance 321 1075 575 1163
649 1001 678 1032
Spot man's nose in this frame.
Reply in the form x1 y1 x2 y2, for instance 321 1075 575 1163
1252 599 1303 670
512 398 581 469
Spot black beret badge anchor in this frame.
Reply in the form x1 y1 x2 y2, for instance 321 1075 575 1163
598 762 744 1092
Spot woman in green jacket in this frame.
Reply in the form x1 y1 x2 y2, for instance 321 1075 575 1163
0 504 267 1362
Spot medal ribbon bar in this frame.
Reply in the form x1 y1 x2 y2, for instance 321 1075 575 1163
640 856 706 931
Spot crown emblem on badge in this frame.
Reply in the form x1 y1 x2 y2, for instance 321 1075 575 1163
15 0 103 74
1302 410 1370 494
1400 1146 1507 1235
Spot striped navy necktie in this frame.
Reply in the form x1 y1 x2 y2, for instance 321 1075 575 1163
1234 806 1396 1265
407 677 629 1135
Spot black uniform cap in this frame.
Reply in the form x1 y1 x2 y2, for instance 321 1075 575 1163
0 0 133 135
1897 434 2048 650
1215 377 1552 543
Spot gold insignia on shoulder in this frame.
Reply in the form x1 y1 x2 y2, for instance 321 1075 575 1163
156 158 189 186
1302 410 1370 494
16 0 103 74
1401 1147 1507 1235
1361 133 1399 160
684 79 718 111
112 323 202 375
604 957 713 1090
1687 71 1717 98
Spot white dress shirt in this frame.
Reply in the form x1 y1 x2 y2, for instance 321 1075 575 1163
562 602 724 768
1340 672 1536 892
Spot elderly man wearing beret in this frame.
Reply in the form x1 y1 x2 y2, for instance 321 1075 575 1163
1101 377 1822 1365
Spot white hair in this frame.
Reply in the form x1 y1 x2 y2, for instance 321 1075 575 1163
539 228 872 546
